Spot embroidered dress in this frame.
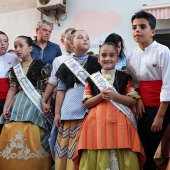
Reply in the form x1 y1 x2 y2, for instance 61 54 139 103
73 70 146 170
55 55 101 170
0 59 53 170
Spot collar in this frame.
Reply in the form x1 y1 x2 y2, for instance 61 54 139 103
138 41 157 52
101 69 116 75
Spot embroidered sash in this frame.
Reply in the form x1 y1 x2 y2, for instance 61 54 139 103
90 71 137 129
64 58 90 86
13 63 53 125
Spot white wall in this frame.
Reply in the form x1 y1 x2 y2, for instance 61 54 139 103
0 0 170 54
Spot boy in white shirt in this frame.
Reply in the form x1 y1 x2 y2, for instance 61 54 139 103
41 28 75 115
0 31 20 117
126 11 170 170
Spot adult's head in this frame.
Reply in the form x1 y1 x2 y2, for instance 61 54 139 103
36 20 53 43
0 31 9 56
104 33 125 60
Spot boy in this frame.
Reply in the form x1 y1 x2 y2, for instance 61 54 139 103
41 28 75 116
126 11 170 170
0 31 20 116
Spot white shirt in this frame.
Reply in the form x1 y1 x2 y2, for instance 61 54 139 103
48 52 74 86
0 53 20 78
126 41 170 102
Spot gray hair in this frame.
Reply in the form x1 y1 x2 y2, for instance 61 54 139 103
37 19 53 29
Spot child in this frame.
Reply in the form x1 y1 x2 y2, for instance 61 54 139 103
0 36 53 169
41 27 75 115
104 33 126 70
54 30 101 170
0 31 20 116
73 42 146 170
126 10 170 170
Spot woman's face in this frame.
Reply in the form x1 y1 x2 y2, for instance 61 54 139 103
117 41 122 56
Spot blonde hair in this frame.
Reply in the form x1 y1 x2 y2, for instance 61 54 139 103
61 28 75 39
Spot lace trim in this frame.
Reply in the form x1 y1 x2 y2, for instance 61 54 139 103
108 150 119 170
0 129 50 160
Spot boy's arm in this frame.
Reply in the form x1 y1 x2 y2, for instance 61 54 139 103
41 83 55 114
151 102 169 132
54 91 65 128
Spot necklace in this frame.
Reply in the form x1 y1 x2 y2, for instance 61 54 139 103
22 59 33 67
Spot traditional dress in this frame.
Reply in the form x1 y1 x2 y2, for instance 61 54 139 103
55 55 101 170
127 41 170 170
0 59 53 170
73 69 146 170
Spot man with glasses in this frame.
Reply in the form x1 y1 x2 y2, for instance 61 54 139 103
31 20 62 65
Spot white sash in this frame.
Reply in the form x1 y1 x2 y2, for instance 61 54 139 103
64 58 90 86
90 72 137 129
13 63 53 125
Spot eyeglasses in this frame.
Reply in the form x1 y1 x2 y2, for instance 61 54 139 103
37 20 53 29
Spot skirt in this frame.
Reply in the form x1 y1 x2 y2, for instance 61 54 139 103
0 122 53 170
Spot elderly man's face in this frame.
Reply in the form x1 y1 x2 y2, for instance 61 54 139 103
36 23 52 42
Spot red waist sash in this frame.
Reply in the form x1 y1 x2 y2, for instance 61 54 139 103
0 78 10 99
140 80 162 107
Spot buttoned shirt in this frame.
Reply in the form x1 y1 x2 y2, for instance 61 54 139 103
126 41 170 102
31 40 62 65
0 53 20 78
48 51 73 86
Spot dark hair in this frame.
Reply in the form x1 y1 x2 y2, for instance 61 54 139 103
99 42 118 55
131 10 156 29
15 36 33 47
104 33 126 60
0 31 9 41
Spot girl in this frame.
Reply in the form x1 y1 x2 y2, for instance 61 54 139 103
0 36 53 170
54 30 101 170
73 42 146 170
104 33 126 70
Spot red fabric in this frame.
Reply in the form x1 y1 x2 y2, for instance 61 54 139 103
0 78 10 99
140 80 162 107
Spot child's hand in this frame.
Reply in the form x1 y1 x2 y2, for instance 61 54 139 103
41 101 51 117
54 113 61 128
151 115 163 132
136 98 145 119
3 109 11 120
101 87 117 101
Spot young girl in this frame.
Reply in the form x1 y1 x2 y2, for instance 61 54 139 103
54 30 101 170
73 42 146 170
0 36 53 170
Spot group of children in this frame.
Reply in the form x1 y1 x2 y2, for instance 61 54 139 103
0 10 170 170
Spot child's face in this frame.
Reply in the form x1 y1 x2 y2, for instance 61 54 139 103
98 45 119 70
61 30 73 53
0 34 9 56
132 18 155 48
14 38 33 59
71 31 90 55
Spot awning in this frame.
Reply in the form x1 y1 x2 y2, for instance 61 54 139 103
141 3 170 19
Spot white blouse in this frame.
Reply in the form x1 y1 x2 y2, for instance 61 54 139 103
126 41 170 102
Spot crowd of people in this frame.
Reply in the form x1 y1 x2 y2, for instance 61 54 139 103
0 10 170 170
